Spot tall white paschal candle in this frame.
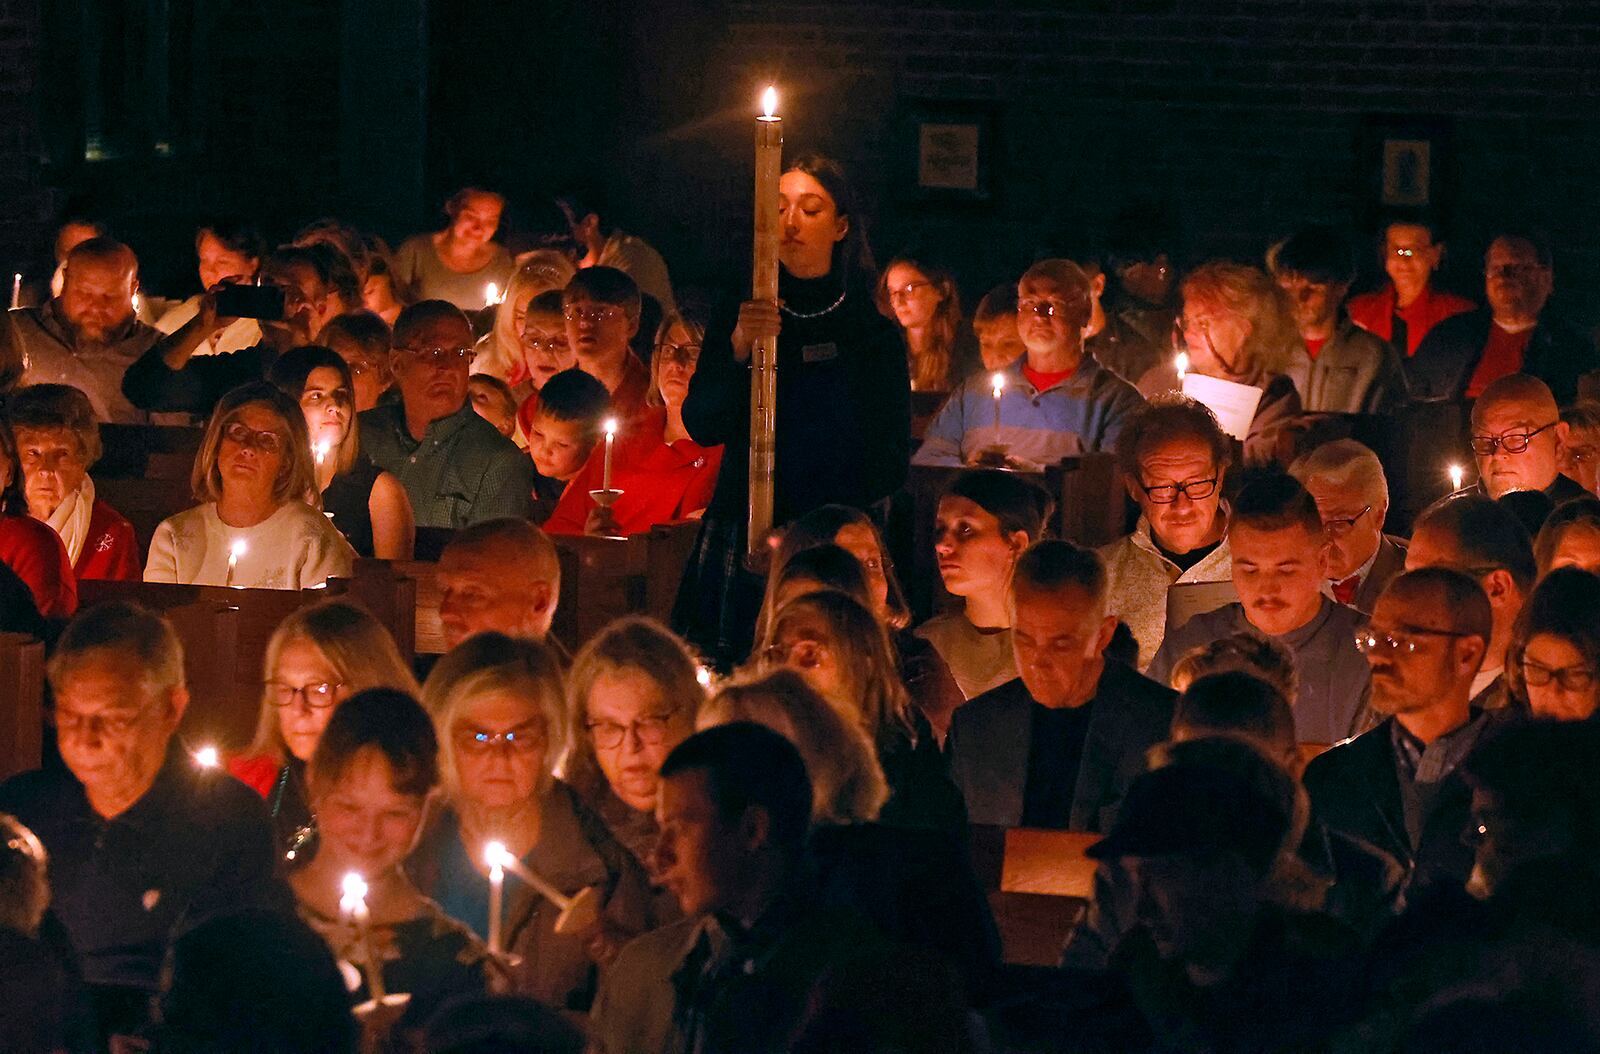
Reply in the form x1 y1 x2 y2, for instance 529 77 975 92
602 418 618 492
747 85 782 563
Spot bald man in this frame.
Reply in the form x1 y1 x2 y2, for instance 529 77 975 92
7 238 158 422
915 258 1145 468
1469 373 1588 503
435 518 560 650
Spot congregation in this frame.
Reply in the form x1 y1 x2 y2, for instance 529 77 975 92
2 155 1600 1054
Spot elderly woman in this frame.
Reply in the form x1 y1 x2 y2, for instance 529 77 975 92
145 382 355 589
408 633 655 1009
876 254 977 393
759 589 965 836
289 689 491 1042
564 617 705 866
1507 567 1600 721
229 600 420 856
0 410 75 619
268 346 415 560
9 383 140 581
1137 261 1304 466
391 187 515 311
544 310 723 536
471 252 578 395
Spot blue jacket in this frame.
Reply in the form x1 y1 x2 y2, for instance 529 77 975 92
913 354 1145 468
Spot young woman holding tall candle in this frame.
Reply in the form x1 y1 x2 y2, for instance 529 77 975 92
676 152 910 666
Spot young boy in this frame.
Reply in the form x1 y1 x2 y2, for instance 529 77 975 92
467 373 518 438
971 284 1027 372
526 367 611 505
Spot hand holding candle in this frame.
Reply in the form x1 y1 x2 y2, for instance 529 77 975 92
747 85 782 566
340 872 386 1000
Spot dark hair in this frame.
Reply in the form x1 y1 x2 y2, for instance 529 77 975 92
1415 493 1537 594
1385 567 1494 645
423 994 584 1054
293 218 372 282
1507 568 1600 709
154 908 357 1054
1498 488 1556 540
1460 718 1600 862
469 373 518 416
1269 224 1355 287
776 544 870 600
1104 203 1179 272
783 152 877 285
296 241 361 309
264 244 336 291
1231 471 1322 536
659 723 813 853
195 217 267 262
1488 229 1553 270
1173 671 1296 756
444 186 506 218
0 413 26 515
1534 497 1600 576
942 469 1052 540
393 299 472 349
310 688 439 799
6 384 101 467
1116 394 1232 482
320 310 392 356
1012 539 1108 607
1169 632 1299 702
972 283 1018 326
525 289 566 319
267 345 352 400
776 504 910 628
563 266 642 322
535 369 610 431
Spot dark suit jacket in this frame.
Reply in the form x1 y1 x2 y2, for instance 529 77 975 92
1302 712 1507 893
1352 534 1408 615
1406 308 1600 405
946 662 1176 832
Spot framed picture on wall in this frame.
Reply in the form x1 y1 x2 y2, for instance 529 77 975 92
1360 114 1453 228
901 99 998 204
1381 138 1431 207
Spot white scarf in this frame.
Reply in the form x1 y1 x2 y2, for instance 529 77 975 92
46 477 95 566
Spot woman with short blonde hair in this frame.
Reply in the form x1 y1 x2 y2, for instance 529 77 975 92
473 251 579 390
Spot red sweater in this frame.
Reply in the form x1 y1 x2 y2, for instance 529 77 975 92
1347 284 1476 356
544 407 723 536
0 514 77 618
74 499 143 582
228 753 282 798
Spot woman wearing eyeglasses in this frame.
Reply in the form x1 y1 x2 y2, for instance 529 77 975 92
408 633 656 1008
144 382 355 588
267 346 416 560
1137 261 1304 466
1507 567 1600 721
875 255 978 393
229 600 421 855
543 311 724 537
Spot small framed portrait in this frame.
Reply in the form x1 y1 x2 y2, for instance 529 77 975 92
1382 139 1432 207
903 99 998 204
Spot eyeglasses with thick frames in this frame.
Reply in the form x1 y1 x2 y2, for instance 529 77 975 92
1139 477 1219 504
1322 505 1372 537
456 726 545 756
223 421 286 454
1520 658 1597 692
1355 626 1476 655
264 680 345 709
887 280 934 304
585 712 680 750
1470 422 1557 457
655 341 702 368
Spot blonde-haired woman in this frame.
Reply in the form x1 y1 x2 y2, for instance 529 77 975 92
564 617 705 865
758 590 965 836
229 599 420 855
407 632 655 1007
471 251 579 395
144 381 354 588
1136 260 1304 465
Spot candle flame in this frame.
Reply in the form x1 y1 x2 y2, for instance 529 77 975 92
484 840 510 870
485 282 501 306
1449 463 1465 491
696 665 714 688
1175 351 1189 380
194 745 219 768
991 372 1006 393
339 872 368 914
762 86 778 118
314 440 330 465
604 417 619 437
230 539 248 559
132 291 142 315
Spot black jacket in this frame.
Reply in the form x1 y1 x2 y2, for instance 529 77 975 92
1406 308 1600 405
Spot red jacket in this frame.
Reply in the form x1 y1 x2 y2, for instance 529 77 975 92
0 514 76 618
544 407 723 536
74 499 142 582
228 753 282 798
1347 284 1476 357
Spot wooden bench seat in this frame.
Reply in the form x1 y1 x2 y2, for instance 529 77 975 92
0 633 45 780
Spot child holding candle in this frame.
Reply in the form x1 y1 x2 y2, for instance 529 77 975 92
289 688 492 1041
524 368 612 512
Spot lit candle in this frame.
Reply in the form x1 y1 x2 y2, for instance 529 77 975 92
1175 351 1189 382
131 291 142 317
314 440 330 468
1449 463 1465 492
9 272 19 309
747 85 782 564
193 745 219 769
991 372 1005 444
601 417 618 492
339 872 386 1000
484 841 507 954
225 538 247 588
484 282 501 307
696 665 714 689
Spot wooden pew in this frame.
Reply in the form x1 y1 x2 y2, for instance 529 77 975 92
969 825 1099 967
0 633 45 780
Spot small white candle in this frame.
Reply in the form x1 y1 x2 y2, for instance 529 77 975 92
340 872 386 999
193 745 219 769
9 272 19 309
225 538 247 588
314 440 330 467
602 417 618 491
484 841 508 954
696 665 714 689
991 372 1005 444
1175 351 1189 382
131 291 142 316
485 282 501 307
1449 463 1465 492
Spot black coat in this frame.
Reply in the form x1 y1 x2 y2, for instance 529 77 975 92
1406 308 1600 405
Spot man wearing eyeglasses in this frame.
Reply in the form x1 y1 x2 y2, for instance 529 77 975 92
0 603 284 1043
1290 439 1407 615
360 300 534 528
1148 473 1371 745
1468 373 1588 503
561 267 652 424
1303 568 1507 895
1407 232 1599 404
1100 396 1235 670
914 258 1145 468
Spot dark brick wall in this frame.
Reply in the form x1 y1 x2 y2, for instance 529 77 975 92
0 0 47 277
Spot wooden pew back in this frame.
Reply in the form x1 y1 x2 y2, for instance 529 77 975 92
0 633 45 780
969 824 1099 967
